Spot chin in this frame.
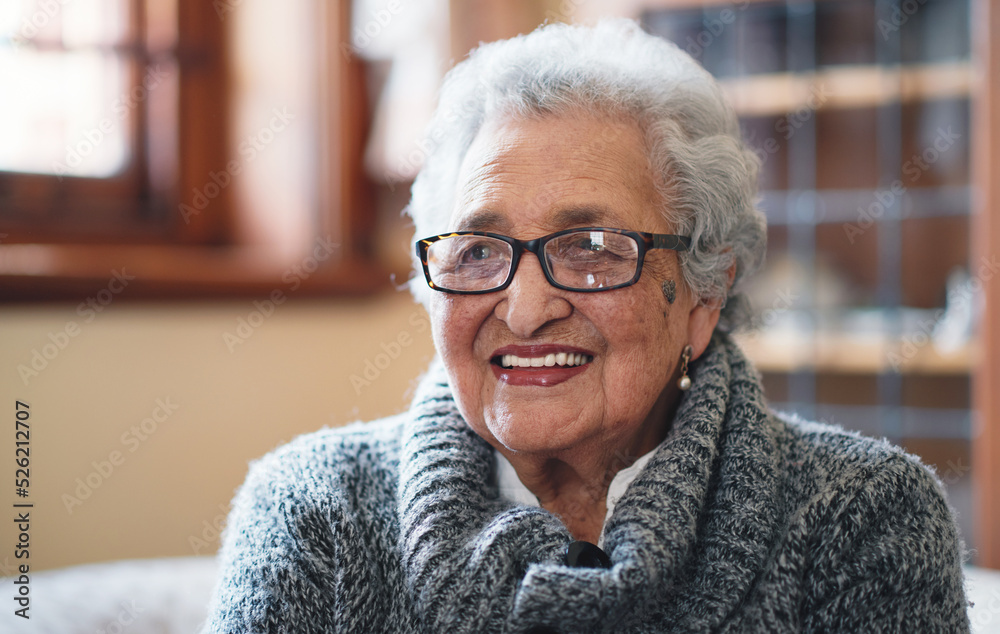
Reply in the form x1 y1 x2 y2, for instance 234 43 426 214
485 413 589 456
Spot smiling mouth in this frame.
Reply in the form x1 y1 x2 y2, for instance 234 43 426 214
489 346 593 387
493 352 593 369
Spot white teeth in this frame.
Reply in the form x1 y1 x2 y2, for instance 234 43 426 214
499 352 592 369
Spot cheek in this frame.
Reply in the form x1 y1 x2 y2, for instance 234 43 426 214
429 295 489 385
429 296 498 438
595 286 672 348
429 296 472 357
589 286 679 391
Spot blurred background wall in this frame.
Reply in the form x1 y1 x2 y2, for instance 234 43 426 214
0 0 997 575
0 293 435 571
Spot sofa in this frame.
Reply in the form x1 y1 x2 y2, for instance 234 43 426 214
5 557 1000 633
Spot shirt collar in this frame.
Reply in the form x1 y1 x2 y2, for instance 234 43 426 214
494 444 661 547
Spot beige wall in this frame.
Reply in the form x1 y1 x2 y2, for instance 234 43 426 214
0 291 435 572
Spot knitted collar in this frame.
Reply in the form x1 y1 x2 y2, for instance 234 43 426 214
397 333 780 633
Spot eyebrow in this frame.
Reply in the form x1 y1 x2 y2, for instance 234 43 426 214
456 210 509 232
456 205 615 233
551 205 610 227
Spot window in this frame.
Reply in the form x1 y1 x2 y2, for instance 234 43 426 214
0 0 380 298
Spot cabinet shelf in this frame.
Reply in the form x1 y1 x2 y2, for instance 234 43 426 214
758 185 970 225
720 62 972 116
735 329 976 375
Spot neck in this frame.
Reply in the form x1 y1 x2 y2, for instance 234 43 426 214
498 417 668 542
495 382 680 542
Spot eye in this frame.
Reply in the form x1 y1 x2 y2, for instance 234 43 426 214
554 236 603 257
571 237 604 253
463 242 496 262
555 233 630 260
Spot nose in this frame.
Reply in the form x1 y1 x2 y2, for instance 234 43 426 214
494 253 572 337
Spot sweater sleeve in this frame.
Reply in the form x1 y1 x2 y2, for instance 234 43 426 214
801 454 970 633
200 444 356 634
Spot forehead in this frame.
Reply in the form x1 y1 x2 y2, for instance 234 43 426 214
450 113 667 235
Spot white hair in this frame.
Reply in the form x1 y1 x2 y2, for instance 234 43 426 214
406 19 766 331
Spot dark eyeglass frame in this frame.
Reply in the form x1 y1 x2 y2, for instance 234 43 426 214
416 226 691 294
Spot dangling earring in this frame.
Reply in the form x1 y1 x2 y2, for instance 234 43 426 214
677 345 693 391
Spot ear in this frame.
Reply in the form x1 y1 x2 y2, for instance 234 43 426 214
686 263 736 360
685 303 720 361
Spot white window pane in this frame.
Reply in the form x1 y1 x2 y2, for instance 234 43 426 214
0 0 133 177
63 0 129 48
1 1 65 44
0 0 128 46
0 48 130 177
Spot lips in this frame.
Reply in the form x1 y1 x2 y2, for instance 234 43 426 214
490 344 594 387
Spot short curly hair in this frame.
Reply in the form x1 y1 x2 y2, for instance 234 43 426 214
406 19 766 331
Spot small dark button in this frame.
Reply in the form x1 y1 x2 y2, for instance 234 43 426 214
565 540 611 569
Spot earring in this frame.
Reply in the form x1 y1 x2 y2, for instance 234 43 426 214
661 280 676 304
677 345 693 391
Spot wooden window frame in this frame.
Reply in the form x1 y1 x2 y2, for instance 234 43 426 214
972 0 999 569
0 0 175 243
0 0 383 300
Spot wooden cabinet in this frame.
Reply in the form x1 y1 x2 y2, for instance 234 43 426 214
572 0 996 565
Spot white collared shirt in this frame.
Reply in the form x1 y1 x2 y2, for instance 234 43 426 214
494 446 659 548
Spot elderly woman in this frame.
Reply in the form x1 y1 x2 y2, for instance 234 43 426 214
203 20 968 633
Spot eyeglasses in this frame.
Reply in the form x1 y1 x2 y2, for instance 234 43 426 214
416 227 691 294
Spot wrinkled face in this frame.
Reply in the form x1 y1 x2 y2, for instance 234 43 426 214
428 113 702 457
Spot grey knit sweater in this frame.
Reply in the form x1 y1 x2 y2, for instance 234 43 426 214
202 334 969 633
